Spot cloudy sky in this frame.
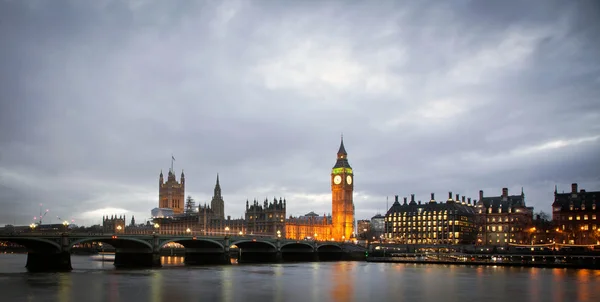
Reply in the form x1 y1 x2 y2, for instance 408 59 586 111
1 0 599 227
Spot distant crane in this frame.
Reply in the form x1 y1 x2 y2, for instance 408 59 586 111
33 204 49 225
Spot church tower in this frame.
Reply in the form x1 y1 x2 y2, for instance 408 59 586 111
331 136 354 242
158 169 185 215
211 174 225 219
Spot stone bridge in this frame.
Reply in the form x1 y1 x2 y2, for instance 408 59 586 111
0 233 347 272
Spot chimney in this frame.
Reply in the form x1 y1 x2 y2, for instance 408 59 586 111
395 195 399 203
462 196 466 204
502 188 508 198
227 215 231 220
430 193 435 203
479 190 484 201
410 194 414 202
456 194 460 202
468 198 471 205
572 183 578 194
448 192 453 200
418 201 421 205
403 197 407 205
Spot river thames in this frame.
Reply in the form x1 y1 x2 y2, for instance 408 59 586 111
0 254 599 302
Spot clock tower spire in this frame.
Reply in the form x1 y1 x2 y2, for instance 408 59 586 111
331 136 354 242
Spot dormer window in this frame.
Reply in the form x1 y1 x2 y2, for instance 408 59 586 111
488 207 492 214
593 204 597 210
582 204 586 210
498 207 502 214
570 204 574 210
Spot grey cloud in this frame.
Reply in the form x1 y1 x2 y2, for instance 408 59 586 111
1 0 599 226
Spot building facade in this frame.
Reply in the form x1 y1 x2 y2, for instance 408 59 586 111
552 183 600 245
245 198 287 237
286 212 333 240
385 193 477 245
159 169 185 215
475 188 533 246
103 215 126 234
371 214 385 239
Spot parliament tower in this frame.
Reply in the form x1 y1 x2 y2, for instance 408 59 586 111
331 137 355 241
159 169 185 214
210 174 225 219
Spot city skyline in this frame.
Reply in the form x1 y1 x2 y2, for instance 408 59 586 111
1 0 599 227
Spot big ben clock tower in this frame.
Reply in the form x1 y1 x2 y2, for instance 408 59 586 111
331 136 354 242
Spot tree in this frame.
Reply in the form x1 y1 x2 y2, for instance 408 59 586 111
535 211 551 222
185 196 196 215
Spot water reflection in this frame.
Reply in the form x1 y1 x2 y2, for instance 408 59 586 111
330 262 355 302
162 256 184 266
58 274 72 302
1 254 600 302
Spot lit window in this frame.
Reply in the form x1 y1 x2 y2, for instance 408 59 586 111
569 216 573 221
584 215 588 220
577 216 581 220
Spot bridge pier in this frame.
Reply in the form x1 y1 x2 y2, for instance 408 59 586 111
26 251 72 272
114 252 161 268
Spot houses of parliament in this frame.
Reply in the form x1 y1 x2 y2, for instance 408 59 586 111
108 138 356 241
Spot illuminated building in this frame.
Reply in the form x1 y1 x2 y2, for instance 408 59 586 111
475 188 533 245
385 193 477 245
285 137 355 242
245 197 287 237
159 169 185 215
286 212 332 240
331 137 355 241
552 183 600 245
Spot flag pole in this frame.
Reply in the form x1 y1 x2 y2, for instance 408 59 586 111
171 154 174 173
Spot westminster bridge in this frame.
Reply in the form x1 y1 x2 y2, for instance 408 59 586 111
0 233 365 272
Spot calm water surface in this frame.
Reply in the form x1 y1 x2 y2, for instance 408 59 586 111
0 254 599 302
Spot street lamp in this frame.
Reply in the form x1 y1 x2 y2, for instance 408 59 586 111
277 230 281 238
154 223 160 234
186 228 191 235
29 223 36 231
225 226 230 235
63 220 69 232
314 233 318 241
239 231 243 236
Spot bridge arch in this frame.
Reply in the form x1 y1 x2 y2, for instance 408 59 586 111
0 237 62 252
316 244 343 251
281 242 315 251
232 240 278 251
70 237 153 251
159 238 224 250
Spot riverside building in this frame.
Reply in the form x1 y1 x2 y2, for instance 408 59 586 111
384 193 477 245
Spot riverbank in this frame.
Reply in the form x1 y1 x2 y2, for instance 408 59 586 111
367 256 600 269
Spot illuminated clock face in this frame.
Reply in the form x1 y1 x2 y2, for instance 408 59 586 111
333 175 342 184
346 175 352 185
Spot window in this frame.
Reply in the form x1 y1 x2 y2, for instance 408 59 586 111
584 215 588 220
